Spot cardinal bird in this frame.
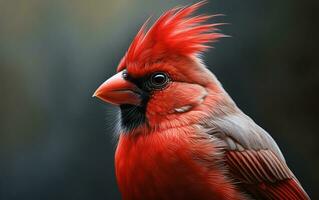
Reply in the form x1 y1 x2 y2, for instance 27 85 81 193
93 1 310 200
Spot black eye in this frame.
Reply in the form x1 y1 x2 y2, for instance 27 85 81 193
149 72 169 89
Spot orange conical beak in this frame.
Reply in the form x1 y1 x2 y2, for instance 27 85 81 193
93 71 142 106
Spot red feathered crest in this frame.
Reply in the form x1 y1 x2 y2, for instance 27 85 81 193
118 1 224 71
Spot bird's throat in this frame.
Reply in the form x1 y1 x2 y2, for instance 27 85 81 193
119 104 147 132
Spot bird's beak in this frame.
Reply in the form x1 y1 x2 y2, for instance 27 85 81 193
93 71 142 106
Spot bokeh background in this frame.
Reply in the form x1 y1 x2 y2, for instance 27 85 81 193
0 0 318 199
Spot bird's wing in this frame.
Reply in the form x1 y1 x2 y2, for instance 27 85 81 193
203 112 310 200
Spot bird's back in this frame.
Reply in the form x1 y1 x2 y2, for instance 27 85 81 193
200 105 310 200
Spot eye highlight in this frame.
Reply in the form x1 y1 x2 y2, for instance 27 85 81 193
148 72 169 89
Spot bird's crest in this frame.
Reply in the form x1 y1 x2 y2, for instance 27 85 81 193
118 1 224 71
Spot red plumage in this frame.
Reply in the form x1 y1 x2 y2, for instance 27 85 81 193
115 128 244 200
94 1 310 199
117 1 224 72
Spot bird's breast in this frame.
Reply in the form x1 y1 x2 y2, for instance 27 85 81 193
115 128 243 200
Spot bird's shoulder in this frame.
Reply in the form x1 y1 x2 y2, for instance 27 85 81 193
202 110 284 160
197 111 309 199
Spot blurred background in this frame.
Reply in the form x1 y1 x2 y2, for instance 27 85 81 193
0 0 318 199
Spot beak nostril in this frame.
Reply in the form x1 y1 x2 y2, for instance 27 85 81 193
122 69 129 80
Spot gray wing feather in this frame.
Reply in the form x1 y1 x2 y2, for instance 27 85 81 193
202 110 285 161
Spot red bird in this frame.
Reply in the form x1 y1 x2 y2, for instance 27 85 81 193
93 1 310 199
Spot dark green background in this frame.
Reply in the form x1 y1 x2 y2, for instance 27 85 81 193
0 0 318 199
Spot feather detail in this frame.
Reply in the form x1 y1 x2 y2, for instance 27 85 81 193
117 0 225 72
201 109 310 199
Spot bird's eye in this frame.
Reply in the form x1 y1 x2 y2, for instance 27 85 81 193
149 72 169 89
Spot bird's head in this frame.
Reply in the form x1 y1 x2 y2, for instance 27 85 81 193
94 1 226 134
